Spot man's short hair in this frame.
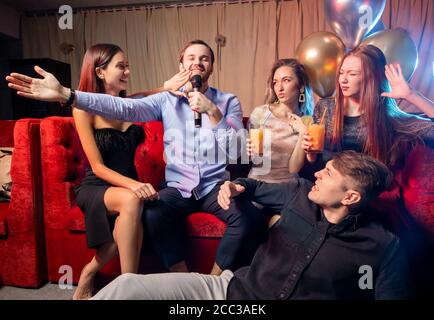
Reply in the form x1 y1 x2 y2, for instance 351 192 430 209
332 150 394 202
178 39 215 65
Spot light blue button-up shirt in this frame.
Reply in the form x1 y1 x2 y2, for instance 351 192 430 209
75 87 245 199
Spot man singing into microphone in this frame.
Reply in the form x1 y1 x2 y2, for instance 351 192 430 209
6 40 263 276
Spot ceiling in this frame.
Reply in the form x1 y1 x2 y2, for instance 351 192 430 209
3 0 207 12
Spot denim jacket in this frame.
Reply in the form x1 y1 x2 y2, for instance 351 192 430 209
227 178 412 300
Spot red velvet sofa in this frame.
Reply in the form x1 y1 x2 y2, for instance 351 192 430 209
0 119 47 288
394 145 434 297
39 116 433 295
40 117 227 284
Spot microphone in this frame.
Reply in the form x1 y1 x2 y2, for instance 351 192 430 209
190 74 202 128
184 81 193 94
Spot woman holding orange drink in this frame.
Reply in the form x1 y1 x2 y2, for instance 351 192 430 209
301 45 433 171
247 58 314 183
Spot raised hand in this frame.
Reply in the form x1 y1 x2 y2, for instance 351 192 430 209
164 69 192 96
6 65 70 102
381 63 412 100
217 181 246 210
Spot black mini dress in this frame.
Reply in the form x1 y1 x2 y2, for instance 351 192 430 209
74 124 144 248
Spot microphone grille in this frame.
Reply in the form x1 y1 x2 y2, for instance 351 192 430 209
190 74 202 89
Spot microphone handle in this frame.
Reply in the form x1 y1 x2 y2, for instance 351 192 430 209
193 88 202 128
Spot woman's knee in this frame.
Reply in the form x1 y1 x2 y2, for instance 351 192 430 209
118 191 143 218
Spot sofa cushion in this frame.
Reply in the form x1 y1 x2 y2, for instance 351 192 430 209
67 205 227 238
67 205 86 232
0 202 9 236
186 213 226 238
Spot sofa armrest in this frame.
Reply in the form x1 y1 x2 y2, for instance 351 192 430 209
7 119 42 234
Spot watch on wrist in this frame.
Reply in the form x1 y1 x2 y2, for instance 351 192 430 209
61 88 75 108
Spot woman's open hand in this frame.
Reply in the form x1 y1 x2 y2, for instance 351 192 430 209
381 63 412 100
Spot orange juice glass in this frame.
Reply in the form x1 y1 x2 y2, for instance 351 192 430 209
307 123 325 153
249 128 264 156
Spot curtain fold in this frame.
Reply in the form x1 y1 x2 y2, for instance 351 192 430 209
218 1 277 110
21 0 433 115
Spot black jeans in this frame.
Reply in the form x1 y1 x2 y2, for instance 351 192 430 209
143 182 266 271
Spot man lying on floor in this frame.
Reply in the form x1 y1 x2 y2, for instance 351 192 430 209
91 150 412 300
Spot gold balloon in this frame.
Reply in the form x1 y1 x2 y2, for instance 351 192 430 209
361 28 418 81
295 31 345 98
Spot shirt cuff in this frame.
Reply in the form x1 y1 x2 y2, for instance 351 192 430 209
74 90 88 111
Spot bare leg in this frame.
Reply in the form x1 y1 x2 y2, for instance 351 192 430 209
210 262 223 276
105 188 144 274
136 218 143 270
73 241 118 300
74 187 144 300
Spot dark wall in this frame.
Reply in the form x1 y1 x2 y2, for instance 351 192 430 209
0 33 72 120
0 32 23 120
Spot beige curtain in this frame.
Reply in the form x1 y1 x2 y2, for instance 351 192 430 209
125 5 219 95
21 0 433 115
217 1 277 110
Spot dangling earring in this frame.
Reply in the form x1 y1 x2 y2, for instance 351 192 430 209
299 87 305 103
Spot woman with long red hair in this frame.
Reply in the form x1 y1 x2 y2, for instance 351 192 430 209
64 43 190 299
302 44 433 171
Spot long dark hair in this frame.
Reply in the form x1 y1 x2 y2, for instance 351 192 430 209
77 43 126 97
265 58 313 115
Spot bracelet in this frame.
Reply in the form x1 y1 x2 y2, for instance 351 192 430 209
62 88 75 108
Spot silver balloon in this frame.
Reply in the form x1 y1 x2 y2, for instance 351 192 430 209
364 19 385 39
361 28 419 81
324 0 386 49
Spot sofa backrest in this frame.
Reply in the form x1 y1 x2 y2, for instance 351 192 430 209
134 121 166 190
40 118 166 214
398 144 434 235
40 117 88 228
